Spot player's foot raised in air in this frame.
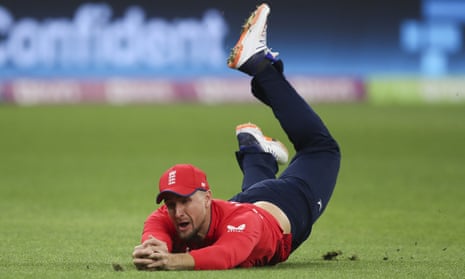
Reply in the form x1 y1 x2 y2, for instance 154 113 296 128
227 3 279 76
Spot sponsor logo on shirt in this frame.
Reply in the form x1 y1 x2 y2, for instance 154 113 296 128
227 224 246 232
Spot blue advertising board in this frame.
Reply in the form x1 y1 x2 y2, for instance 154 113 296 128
0 0 464 78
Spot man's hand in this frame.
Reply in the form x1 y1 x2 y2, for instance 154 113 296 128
132 236 195 271
132 236 168 270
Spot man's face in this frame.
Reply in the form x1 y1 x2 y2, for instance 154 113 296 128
163 190 212 241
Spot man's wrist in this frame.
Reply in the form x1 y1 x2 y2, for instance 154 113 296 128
165 253 195 270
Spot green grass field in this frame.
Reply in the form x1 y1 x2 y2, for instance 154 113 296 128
0 103 464 278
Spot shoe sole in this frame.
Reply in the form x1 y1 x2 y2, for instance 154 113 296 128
227 4 269 68
235 123 274 143
236 123 262 133
236 123 289 165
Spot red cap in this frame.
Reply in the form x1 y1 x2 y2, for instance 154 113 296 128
156 164 210 203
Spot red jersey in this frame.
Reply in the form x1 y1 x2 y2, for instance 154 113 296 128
141 199 292 270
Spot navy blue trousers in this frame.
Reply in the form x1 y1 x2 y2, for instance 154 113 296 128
230 61 341 252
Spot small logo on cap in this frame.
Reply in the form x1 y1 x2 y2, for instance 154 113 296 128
168 170 176 185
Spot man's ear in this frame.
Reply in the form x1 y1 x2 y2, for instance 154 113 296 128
204 190 212 207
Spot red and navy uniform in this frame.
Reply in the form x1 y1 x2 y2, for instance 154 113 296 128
142 199 292 270
230 60 340 252
142 60 340 267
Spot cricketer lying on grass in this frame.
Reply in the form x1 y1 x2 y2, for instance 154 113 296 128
132 3 340 270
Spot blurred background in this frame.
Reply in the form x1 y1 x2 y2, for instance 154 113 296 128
1 2 464 276
0 0 464 105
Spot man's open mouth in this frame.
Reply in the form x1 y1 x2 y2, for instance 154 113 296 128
178 222 190 229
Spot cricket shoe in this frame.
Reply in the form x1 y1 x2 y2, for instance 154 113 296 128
236 123 288 165
227 3 279 75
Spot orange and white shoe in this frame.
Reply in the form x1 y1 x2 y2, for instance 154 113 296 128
227 3 278 75
236 123 288 165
